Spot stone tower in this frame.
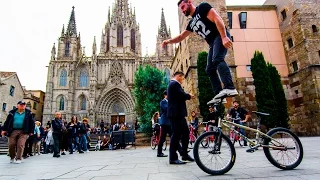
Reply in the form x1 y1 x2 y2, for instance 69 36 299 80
43 7 86 122
172 0 235 117
95 0 141 125
43 1 142 126
264 0 320 135
154 8 175 81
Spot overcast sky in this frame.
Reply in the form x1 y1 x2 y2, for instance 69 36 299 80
0 0 266 91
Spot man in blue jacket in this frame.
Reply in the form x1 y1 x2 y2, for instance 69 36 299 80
1 101 35 164
167 71 195 164
157 90 170 157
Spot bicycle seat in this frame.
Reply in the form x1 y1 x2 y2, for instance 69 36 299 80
252 111 270 116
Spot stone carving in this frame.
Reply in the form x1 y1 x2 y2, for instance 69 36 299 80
110 62 123 85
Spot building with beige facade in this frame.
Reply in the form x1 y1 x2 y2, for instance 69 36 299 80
0 72 25 123
23 90 45 123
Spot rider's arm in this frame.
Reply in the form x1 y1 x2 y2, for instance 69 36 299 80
207 8 228 38
242 114 250 123
162 30 192 46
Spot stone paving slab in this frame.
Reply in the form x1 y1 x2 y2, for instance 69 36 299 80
0 137 319 180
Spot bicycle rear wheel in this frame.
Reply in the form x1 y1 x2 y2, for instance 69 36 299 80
193 131 236 175
263 127 303 170
150 136 157 150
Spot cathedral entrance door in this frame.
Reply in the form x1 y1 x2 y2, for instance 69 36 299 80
111 115 125 125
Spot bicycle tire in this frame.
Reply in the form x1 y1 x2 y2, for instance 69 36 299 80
150 136 157 150
263 127 303 170
193 131 236 175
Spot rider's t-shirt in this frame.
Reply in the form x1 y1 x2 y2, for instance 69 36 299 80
186 2 220 44
228 107 248 124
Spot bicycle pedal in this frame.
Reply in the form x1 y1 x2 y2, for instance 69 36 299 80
246 148 255 153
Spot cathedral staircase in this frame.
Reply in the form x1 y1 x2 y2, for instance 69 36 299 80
0 137 8 155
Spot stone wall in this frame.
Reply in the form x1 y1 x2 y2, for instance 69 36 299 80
0 74 24 123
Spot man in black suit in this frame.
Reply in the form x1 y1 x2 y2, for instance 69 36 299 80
167 71 195 164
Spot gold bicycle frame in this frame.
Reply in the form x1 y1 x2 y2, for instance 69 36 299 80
218 118 287 150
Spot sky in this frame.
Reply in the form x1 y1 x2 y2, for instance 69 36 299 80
0 0 266 92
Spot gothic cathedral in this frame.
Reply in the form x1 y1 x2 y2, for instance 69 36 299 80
43 0 174 126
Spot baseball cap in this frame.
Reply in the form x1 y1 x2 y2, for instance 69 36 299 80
17 101 26 105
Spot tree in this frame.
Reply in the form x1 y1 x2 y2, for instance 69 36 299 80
197 52 225 118
267 63 289 128
197 52 212 119
250 51 277 129
133 65 167 134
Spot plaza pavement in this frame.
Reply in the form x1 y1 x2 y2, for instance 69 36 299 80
0 136 319 180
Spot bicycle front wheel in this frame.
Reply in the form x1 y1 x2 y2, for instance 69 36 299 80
193 131 236 175
263 127 303 170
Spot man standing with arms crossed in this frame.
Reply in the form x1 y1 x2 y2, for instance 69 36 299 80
162 0 238 104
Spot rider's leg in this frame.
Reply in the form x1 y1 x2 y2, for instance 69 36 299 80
206 45 222 97
240 122 247 146
210 32 238 100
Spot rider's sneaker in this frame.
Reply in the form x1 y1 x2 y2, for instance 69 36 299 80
207 98 227 105
246 148 255 153
214 89 238 99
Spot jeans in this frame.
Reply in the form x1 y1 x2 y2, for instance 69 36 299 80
206 31 235 96
239 122 247 145
80 134 88 151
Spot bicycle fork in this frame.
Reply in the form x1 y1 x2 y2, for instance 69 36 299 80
209 129 223 154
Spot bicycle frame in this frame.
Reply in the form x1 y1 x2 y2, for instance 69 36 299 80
218 118 289 150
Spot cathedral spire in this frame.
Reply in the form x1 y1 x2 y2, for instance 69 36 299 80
51 43 56 60
61 24 65 37
92 36 97 55
115 0 130 19
66 6 77 36
108 6 111 23
158 8 169 38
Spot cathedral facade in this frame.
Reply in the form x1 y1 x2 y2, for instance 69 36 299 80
43 0 173 126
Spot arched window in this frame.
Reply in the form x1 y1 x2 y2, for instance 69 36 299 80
59 96 65 111
312 25 318 33
131 29 136 51
79 70 88 87
60 69 67 87
65 41 70 56
80 96 86 110
117 25 123 47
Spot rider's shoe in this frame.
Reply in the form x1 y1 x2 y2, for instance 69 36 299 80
246 148 255 153
214 89 238 99
207 98 227 105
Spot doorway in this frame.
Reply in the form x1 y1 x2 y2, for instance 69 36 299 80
111 115 125 125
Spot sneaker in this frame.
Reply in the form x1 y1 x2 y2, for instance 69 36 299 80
207 98 227 105
14 160 22 164
10 159 15 163
214 89 238 99
61 152 66 155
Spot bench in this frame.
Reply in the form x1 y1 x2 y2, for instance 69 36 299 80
111 130 136 149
